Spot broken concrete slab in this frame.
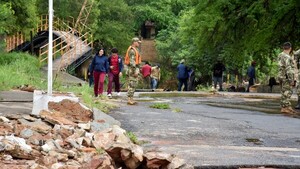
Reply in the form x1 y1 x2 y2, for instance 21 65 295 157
19 128 34 139
40 110 77 126
0 96 191 169
0 116 10 122
92 132 115 150
0 135 32 153
0 122 13 135
18 118 52 134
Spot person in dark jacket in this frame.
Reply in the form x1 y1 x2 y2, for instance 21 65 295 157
212 59 226 91
107 48 123 98
177 59 189 91
90 49 109 97
188 68 196 91
87 62 94 87
246 61 256 92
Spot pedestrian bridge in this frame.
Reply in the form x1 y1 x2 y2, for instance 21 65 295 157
6 15 93 73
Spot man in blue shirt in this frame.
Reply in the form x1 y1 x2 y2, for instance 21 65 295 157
177 59 189 91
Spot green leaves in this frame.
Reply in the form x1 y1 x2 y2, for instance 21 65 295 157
3 0 38 33
1 0 38 34
156 0 300 84
0 2 15 34
92 0 134 52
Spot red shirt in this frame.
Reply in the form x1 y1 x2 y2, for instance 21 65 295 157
141 64 152 77
110 55 119 75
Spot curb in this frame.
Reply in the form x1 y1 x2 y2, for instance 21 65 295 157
137 91 298 100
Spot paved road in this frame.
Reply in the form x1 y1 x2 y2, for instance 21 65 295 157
2 90 300 167
109 93 300 167
0 91 33 116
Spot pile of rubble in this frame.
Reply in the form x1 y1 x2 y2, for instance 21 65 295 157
0 99 192 169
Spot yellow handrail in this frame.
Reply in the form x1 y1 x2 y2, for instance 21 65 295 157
6 14 93 69
39 31 92 65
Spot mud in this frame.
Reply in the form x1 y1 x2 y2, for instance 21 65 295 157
48 99 93 122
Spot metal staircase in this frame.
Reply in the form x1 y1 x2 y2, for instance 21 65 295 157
5 0 94 74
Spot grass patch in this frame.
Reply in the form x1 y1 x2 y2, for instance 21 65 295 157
245 138 263 145
150 103 170 109
196 84 212 92
126 131 150 145
126 131 139 144
96 148 105 155
0 52 46 91
0 52 116 113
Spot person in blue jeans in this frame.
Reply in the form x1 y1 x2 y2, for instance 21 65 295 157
150 64 161 91
177 59 189 91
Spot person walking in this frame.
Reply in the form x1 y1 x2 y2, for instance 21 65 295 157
150 64 161 91
90 49 109 97
278 42 297 114
188 68 196 91
141 61 152 89
246 61 256 92
87 61 94 87
177 59 189 91
293 49 300 109
125 37 142 105
212 59 226 91
107 48 123 98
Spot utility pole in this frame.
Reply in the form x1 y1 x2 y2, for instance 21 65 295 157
48 0 53 95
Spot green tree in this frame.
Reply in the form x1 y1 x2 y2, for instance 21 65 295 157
92 0 134 52
2 0 38 33
36 0 84 20
157 0 300 85
0 2 15 34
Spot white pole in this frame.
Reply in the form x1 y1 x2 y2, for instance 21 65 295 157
48 0 53 95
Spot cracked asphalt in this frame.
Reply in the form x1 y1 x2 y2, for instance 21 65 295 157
109 93 300 167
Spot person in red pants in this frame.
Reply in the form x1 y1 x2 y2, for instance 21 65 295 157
90 49 109 97
107 48 123 98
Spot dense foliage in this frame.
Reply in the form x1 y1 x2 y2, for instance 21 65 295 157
156 0 300 84
0 0 38 34
92 0 134 52
1 0 300 85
